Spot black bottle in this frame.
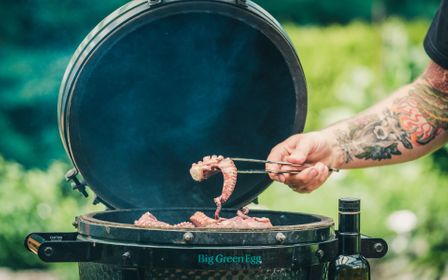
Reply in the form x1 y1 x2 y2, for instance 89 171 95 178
328 198 370 280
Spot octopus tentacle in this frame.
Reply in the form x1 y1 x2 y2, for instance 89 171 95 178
190 155 237 219
134 212 173 228
236 207 250 219
204 208 272 229
174 221 195 228
190 211 220 227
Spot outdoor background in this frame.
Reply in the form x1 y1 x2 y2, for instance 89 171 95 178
0 0 447 279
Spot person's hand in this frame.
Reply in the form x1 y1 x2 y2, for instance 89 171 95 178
266 131 341 193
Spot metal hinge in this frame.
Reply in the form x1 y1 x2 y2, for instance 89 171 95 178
147 0 163 7
236 0 248 7
65 168 89 198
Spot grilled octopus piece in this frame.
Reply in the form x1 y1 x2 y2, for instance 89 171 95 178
190 155 237 219
189 209 272 229
190 211 219 227
189 211 226 227
134 212 173 228
135 212 195 229
174 221 195 228
207 216 272 229
235 207 270 223
237 206 250 218
135 209 272 229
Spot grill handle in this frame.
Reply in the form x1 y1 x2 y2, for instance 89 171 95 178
360 235 388 258
24 232 99 262
331 231 388 258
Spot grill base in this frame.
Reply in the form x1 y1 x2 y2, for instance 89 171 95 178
79 262 329 280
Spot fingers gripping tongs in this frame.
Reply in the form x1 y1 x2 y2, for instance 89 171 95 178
230 157 339 175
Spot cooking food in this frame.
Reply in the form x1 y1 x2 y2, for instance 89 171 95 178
135 208 272 229
189 211 221 227
134 212 173 228
134 212 195 228
173 221 196 228
190 208 273 229
190 155 237 219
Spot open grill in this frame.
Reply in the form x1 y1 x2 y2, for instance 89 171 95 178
26 208 387 279
25 0 388 279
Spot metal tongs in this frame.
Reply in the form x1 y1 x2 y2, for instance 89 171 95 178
231 157 339 175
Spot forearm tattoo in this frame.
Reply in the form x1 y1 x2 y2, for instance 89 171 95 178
336 63 448 163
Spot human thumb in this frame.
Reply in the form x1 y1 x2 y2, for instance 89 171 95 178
286 139 311 164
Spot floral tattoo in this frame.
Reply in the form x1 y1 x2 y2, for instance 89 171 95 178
336 63 448 163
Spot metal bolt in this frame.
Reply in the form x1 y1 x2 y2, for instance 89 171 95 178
315 249 324 261
122 251 131 261
72 216 79 228
374 242 384 253
65 168 78 180
276 232 286 244
92 195 101 205
43 246 54 257
147 0 162 6
183 232 194 243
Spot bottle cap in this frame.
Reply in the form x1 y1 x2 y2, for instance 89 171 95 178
339 197 360 212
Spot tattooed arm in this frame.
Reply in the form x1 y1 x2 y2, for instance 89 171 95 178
330 61 448 168
267 61 448 193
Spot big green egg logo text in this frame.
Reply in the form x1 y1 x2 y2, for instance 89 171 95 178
197 254 262 265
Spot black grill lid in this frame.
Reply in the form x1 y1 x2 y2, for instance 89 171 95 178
58 0 307 209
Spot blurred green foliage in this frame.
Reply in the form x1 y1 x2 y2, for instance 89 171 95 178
0 156 101 270
0 47 72 167
0 0 442 168
257 0 440 23
0 0 127 168
0 0 440 47
0 0 125 47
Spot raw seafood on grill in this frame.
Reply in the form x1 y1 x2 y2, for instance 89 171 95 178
190 155 237 219
134 212 173 228
190 208 273 229
134 208 272 229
